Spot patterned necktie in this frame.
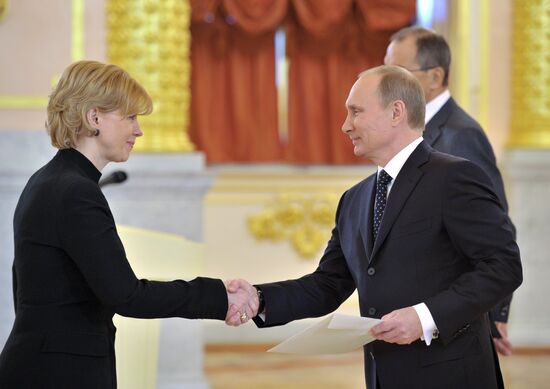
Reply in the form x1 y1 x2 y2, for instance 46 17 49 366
373 169 393 240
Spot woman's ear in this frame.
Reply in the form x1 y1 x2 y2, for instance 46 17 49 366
86 108 99 128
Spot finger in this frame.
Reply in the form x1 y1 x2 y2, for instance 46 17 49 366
382 333 402 344
248 302 259 317
493 339 512 356
232 278 247 289
495 322 508 337
370 323 385 336
226 316 241 326
226 309 243 326
225 314 238 326
243 303 256 322
225 305 240 325
371 328 393 340
374 329 404 344
497 338 513 356
370 320 395 336
226 279 241 293
380 311 398 321
381 328 414 345
226 303 239 318
247 292 260 315
494 338 510 356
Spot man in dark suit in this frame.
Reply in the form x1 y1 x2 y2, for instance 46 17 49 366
230 65 522 389
383 26 515 356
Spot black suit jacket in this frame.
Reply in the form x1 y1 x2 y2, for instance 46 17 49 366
254 142 522 389
0 149 227 389
425 97 514 323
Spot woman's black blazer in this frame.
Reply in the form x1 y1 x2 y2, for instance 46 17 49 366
0 148 227 389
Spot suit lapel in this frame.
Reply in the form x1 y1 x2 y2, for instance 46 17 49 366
359 176 376 260
423 97 456 146
370 142 431 260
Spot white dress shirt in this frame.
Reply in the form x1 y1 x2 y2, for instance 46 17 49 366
377 136 438 346
425 89 450 124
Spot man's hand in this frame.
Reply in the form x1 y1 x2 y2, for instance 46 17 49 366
224 279 259 326
493 322 513 356
369 307 423 345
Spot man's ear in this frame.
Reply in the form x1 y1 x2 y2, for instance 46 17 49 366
429 67 445 89
391 100 406 125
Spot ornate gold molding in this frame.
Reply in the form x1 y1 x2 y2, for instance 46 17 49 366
106 0 194 152
248 193 338 259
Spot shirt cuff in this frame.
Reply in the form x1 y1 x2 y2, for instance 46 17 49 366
413 303 438 346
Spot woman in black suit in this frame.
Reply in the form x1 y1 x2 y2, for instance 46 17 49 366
0 60 254 389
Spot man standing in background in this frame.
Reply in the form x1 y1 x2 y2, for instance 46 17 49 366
384 26 515 356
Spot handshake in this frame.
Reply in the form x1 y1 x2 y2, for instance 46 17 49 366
224 279 260 326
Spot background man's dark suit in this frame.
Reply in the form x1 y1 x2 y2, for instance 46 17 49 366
0 149 228 389
424 97 513 324
254 141 522 389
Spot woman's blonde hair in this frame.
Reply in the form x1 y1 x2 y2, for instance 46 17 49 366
46 60 153 149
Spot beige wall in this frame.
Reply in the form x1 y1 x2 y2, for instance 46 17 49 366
0 0 105 130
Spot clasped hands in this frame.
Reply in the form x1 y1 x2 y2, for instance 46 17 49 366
224 279 259 326
223 280 424 342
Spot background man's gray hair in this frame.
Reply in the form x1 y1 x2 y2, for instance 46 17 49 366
390 26 451 86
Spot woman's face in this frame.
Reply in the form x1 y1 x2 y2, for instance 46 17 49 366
95 109 143 163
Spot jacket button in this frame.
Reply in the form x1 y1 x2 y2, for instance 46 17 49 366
367 267 375 276
368 307 376 315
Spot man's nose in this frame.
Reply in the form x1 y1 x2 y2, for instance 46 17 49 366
341 116 352 134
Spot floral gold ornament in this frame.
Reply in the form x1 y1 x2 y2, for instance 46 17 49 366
106 0 194 152
248 193 338 258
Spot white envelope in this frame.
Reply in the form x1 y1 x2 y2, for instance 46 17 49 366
268 313 382 354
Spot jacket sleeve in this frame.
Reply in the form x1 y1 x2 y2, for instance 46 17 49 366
57 179 227 320
424 160 522 344
446 127 516 324
490 296 512 324
445 127 509 213
253 192 356 328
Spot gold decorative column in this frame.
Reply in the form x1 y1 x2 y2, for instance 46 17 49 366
509 0 550 148
0 0 8 22
106 0 194 152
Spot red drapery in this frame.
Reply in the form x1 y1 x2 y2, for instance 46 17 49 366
190 0 287 162
190 0 416 164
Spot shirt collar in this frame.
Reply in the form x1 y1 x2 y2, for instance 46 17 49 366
377 137 424 181
425 89 451 124
59 148 102 183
